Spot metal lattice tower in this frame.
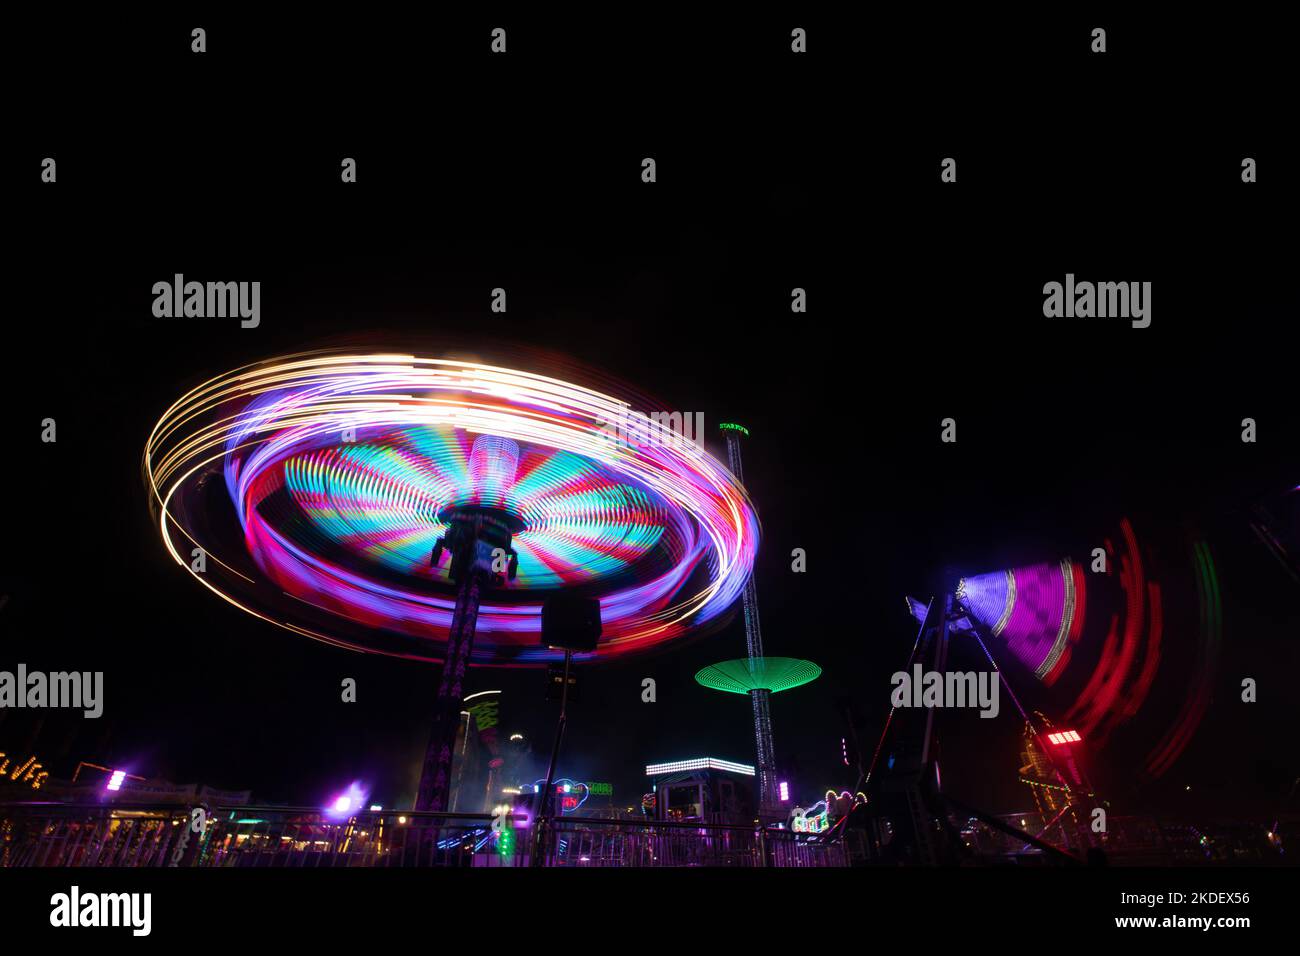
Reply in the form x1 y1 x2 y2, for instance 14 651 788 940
719 422 779 811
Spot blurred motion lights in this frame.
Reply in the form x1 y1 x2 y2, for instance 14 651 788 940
145 351 760 665
955 560 1085 682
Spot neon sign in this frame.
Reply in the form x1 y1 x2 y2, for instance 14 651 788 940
530 778 590 813
468 699 499 730
0 751 49 790
791 791 865 833
791 802 829 834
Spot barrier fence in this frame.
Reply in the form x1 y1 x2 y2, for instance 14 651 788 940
0 803 856 868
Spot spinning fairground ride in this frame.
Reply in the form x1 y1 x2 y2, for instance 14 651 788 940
851 517 1237 865
145 349 760 816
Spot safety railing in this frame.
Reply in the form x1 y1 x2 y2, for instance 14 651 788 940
0 803 855 867
537 814 852 867
0 804 524 868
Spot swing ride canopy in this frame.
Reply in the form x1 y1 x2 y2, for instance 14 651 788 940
145 351 759 665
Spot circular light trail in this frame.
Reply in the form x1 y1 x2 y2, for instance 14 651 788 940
145 350 759 665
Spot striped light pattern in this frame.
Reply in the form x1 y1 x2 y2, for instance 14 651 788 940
275 431 669 588
693 657 822 694
957 560 1085 682
645 758 755 777
145 351 760 665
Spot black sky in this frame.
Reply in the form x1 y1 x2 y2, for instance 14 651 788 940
3 12 1297 825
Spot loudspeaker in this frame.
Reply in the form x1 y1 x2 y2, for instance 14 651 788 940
541 594 602 651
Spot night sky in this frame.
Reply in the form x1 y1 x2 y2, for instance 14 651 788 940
3 14 1296 828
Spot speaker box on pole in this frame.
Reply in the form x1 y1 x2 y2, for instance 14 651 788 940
541 594 602 652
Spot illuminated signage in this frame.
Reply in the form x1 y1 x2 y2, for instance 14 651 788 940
520 780 609 804
529 778 590 813
791 803 829 834
790 791 864 833
0 751 49 790
467 698 499 730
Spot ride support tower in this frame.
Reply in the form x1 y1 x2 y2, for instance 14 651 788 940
416 437 522 811
719 422 779 813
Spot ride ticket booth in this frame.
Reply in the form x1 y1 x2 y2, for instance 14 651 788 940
645 758 757 825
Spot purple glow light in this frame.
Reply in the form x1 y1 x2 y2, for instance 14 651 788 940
958 561 1079 680
326 781 369 819
779 781 790 802
106 770 126 792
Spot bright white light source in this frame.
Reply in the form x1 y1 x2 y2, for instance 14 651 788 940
645 758 755 777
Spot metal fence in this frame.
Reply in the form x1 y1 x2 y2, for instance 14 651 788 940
0 804 522 868
198 808 520 867
1 803 192 867
0 803 854 868
541 814 851 867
